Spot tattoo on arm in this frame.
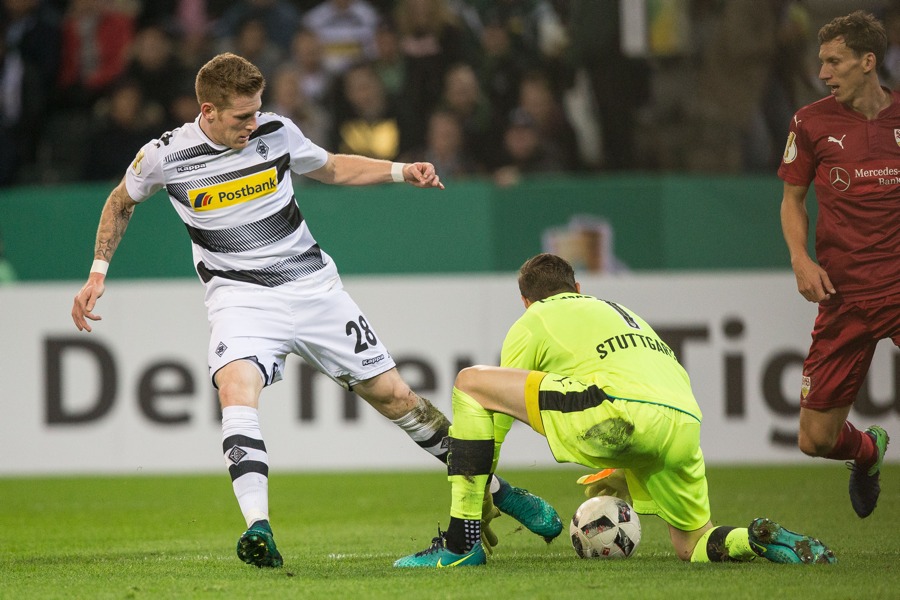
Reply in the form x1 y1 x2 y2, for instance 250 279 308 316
95 185 135 262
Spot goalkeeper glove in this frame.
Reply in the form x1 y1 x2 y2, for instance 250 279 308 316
576 468 632 504
481 487 501 555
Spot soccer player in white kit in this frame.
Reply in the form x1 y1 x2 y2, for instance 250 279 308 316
71 53 562 567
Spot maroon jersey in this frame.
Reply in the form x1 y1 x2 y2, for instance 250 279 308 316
778 91 900 302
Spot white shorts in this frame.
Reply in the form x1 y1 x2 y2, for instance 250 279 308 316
205 275 395 389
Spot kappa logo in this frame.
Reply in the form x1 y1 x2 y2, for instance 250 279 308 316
177 163 207 173
827 134 846 149
829 167 851 192
256 139 269 159
362 354 385 366
188 167 277 211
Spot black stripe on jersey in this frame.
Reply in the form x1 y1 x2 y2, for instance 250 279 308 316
538 384 610 413
186 198 303 253
228 460 269 481
165 153 291 207
197 244 326 287
249 120 285 139
222 435 267 454
164 143 228 164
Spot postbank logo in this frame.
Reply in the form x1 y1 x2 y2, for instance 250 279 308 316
189 167 277 211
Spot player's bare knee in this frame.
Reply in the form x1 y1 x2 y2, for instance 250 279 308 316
454 365 489 394
217 381 255 408
797 430 833 457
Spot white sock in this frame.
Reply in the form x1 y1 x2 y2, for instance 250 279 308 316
390 397 451 462
222 405 269 528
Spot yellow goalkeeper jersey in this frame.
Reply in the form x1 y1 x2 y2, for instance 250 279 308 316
500 292 701 422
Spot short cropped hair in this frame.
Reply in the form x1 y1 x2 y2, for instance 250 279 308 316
818 11 887 66
195 52 266 108
518 253 578 302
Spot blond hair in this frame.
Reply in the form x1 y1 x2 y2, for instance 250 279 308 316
195 53 266 108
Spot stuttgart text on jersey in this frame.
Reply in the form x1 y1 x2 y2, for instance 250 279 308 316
595 333 676 360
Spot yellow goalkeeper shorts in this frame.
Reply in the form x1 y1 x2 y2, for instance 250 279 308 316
525 371 710 531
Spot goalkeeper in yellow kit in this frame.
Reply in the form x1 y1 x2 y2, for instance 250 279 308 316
395 253 836 567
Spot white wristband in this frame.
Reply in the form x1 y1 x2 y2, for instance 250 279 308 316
90 259 109 275
391 162 406 183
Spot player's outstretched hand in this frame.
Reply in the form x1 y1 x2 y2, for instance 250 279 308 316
405 162 445 190
72 275 106 332
481 489 501 555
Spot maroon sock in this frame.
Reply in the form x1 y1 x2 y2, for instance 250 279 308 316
856 429 877 469
825 422 874 465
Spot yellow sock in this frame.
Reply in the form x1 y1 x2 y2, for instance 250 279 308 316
448 388 495 521
723 528 757 561
690 527 757 562
690 529 716 563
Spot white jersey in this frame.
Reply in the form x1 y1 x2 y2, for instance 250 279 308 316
124 113 333 297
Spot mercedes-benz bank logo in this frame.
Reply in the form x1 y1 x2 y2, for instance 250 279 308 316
830 167 851 191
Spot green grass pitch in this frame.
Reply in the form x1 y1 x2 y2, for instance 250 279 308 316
2 464 897 599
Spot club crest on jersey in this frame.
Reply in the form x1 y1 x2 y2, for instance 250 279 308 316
188 167 278 211
801 375 811 398
894 129 900 147
256 139 269 159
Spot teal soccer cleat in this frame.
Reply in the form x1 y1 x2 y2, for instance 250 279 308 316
394 529 486 568
236 520 283 568
848 425 889 518
494 478 563 542
748 518 836 564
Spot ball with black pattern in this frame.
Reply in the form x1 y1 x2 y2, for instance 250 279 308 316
570 495 642 559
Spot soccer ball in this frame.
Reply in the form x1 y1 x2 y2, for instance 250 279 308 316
570 496 641 559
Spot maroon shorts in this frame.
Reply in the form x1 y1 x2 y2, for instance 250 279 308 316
800 292 900 410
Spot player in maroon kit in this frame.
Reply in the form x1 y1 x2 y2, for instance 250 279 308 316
778 10 896 518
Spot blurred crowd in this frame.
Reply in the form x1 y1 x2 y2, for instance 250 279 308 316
0 0 896 188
